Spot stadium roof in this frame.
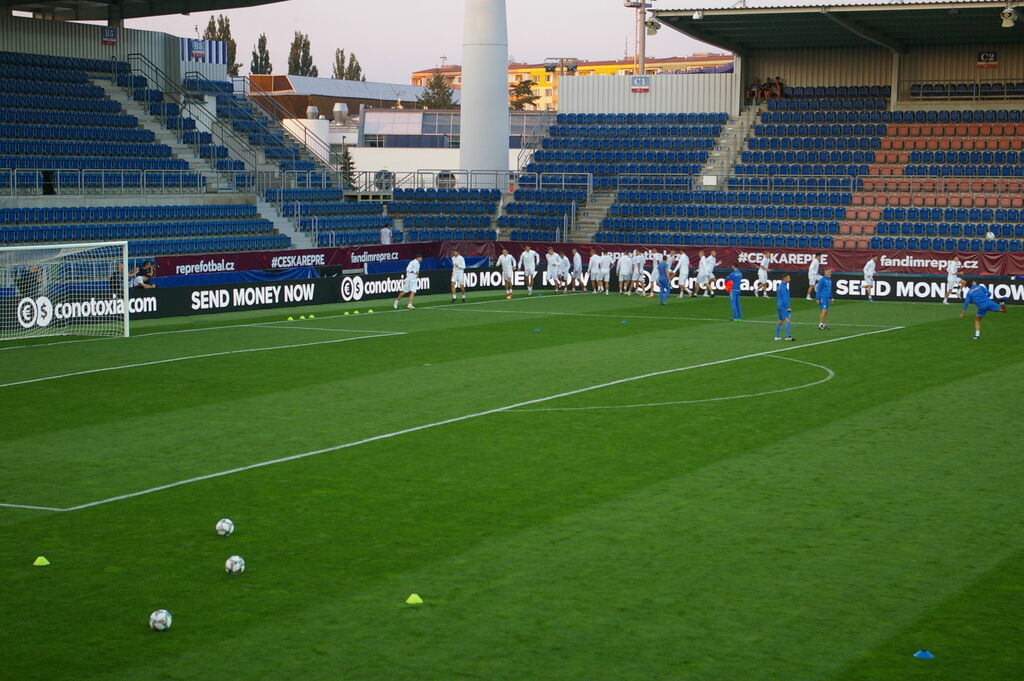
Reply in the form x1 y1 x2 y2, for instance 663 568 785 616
653 2 1024 54
0 0 285 21
280 76 462 106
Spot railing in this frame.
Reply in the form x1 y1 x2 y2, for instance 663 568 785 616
900 79 1024 102
516 109 555 174
0 169 208 196
514 172 593 197
125 54 258 172
230 75 346 171
348 169 514 192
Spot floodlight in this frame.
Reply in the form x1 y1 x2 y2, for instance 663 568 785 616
1001 6 1017 27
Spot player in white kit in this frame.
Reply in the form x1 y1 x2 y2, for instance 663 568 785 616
517 245 540 295
497 248 517 299
943 256 966 304
598 251 612 294
806 254 821 300
863 255 877 301
755 253 770 297
545 247 563 293
450 249 467 303
393 254 423 310
694 250 711 297
570 248 584 292
672 250 691 298
559 253 572 293
587 250 602 293
616 251 633 294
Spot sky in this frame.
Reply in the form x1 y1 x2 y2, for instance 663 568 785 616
115 0 724 84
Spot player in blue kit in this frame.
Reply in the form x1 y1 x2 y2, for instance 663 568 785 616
816 267 832 330
774 273 795 341
726 264 743 320
960 280 1007 339
657 258 671 305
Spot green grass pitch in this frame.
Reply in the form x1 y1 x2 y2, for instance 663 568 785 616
1 290 1022 681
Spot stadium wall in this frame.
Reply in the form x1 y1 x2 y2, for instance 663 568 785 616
559 73 739 116
0 14 227 82
348 148 521 173
744 46 892 89
900 43 1024 85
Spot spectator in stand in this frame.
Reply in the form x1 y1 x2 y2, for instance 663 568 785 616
380 224 392 245
137 260 156 278
130 270 156 289
767 76 784 100
746 78 763 105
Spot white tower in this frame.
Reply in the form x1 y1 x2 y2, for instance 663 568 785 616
460 0 509 186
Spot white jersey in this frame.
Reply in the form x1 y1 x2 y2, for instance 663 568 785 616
405 259 420 279
497 253 516 275
863 259 876 279
616 254 633 276
572 252 583 275
560 255 571 275
451 255 465 275
758 254 770 272
599 254 612 274
632 254 644 277
946 260 959 277
518 249 539 272
808 258 820 278
588 254 601 274
673 253 690 275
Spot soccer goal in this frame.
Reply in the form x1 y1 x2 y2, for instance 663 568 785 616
1 241 130 340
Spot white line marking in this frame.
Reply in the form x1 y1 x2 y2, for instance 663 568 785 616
0 502 66 512
3 325 901 513
430 304 893 327
511 355 834 412
0 331 405 389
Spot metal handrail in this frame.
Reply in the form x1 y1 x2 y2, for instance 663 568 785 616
0 168 208 197
125 53 258 173
230 75 345 171
516 109 554 175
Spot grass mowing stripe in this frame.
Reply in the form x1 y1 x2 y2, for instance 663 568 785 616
430 304 894 327
11 325 901 514
0 331 406 389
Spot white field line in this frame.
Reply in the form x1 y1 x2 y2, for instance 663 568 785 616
1 325 902 513
0 331 405 389
0 502 66 511
511 355 834 412
430 304 892 328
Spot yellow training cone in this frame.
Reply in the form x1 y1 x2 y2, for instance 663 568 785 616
308 314 316 319
33 556 49 566
368 309 374 313
353 310 360 315
344 311 350 316
405 593 423 605
286 317 294 321
299 315 306 320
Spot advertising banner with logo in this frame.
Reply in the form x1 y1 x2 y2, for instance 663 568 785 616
127 278 336 319
155 249 343 276
830 273 1024 304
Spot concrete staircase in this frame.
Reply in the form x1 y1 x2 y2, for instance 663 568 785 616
100 85 226 191
256 198 315 250
569 191 617 243
701 106 759 180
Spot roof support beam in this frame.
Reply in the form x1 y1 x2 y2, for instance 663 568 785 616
819 8 904 53
659 16 747 56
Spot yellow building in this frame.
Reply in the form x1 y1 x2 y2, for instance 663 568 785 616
411 53 733 110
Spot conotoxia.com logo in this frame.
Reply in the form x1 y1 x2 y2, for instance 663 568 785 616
16 296 157 328
339 275 430 302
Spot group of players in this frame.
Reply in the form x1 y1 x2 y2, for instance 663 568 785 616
392 245 1008 339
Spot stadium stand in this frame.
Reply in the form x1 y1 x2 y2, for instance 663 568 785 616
0 203 288 257
262 188 394 247
392 187 499 242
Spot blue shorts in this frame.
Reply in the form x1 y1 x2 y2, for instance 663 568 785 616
975 299 1002 317
777 307 791 321
818 298 831 310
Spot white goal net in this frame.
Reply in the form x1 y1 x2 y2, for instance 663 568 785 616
1 241 129 340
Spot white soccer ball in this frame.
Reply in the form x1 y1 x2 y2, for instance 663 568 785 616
149 609 172 632
215 518 234 536
986 231 996 240
225 555 246 575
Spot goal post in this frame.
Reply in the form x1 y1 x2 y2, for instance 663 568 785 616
1 241 130 341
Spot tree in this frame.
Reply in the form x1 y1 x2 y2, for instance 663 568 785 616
203 14 241 77
416 70 454 109
250 33 273 75
331 49 346 80
332 49 366 81
287 31 318 77
339 144 355 187
509 79 539 110
345 53 365 82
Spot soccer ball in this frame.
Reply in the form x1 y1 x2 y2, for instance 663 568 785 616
215 518 234 536
149 609 172 631
225 555 246 575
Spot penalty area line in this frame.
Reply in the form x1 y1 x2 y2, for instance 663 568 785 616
5 324 903 514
